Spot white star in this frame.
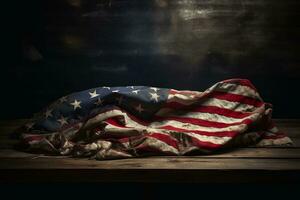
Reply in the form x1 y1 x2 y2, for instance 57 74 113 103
103 86 110 90
94 98 103 106
57 116 68 126
132 90 140 94
45 109 53 118
112 90 119 93
89 90 99 98
25 122 35 130
116 96 123 105
150 92 160 102
70 99 81 110
135 104 144 113
150 87 158 92
59 96 68 103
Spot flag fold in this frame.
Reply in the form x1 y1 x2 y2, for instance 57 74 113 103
14 79 293 160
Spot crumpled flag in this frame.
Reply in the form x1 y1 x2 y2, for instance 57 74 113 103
13 79 293 160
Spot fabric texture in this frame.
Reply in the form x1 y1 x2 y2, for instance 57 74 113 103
14 79 293 160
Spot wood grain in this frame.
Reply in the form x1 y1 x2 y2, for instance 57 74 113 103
1 148 300 159
1 157 300 170
0 158 299 183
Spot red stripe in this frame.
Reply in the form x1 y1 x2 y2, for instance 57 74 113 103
104 118 130 128
125 112 150 126
221 79 257 91
103 117 229 150
262 133 287 139
118 135 145 144
191 105 252 118
205 91 263 106
100 107 253 131
23 135 45 142
190 137 222 150
154 116 253 128
163 104 254 119
126 110 254 128
104 117 240 138
166 91 263 108
147 132 179 149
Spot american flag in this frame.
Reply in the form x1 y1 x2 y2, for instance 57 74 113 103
14 79 293 160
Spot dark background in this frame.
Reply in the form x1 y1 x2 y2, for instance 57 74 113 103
0 183 299 199
2 0 300 119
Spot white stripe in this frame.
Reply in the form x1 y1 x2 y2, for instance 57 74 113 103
184 132 231 145
156 109 261 124
168 93 198 101
102 123 180 154
167 83 262 107
105 122 233 145
169 81 261 100
148 119 249 132
151 129 232 145
81 107 259 139
269 126 279 133
87 109 251 133
170 89 202 96
216 82 261 100
256 137 293 146
142 136 179 155
81 110 254 144
167 97 258 112
83 109 147 130
201 98 259 111
104 124 144 135
83 109 126 129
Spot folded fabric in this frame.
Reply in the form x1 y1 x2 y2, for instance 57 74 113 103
14 78 293 160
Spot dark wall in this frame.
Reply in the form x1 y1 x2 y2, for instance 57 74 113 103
2 0 300 119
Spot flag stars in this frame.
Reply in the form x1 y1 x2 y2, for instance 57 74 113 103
135 104 144 113
45 109 53 118
132 90 140 94
59 96 68 103
149 92 160 102
25 122 35 130
89 90 99 98
70 99 81 110
57 116 68 126
94 98 103 106
150 87 159 92
103 86 110 90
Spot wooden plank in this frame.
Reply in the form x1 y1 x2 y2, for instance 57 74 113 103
0 157 299 183
1 156 300 170
1 148 300 159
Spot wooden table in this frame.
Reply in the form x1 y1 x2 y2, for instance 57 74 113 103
0 119 299 183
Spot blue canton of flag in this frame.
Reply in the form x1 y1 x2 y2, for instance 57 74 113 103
29 86 169 133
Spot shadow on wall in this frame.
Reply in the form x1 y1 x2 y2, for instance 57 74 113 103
2 0 300 118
